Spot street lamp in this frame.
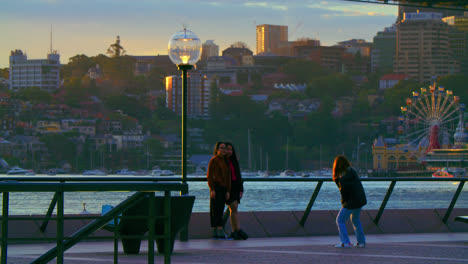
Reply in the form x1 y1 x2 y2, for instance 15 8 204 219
168 28 201 188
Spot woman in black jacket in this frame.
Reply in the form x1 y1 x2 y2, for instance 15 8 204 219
224 142 248 240
332 155 367 248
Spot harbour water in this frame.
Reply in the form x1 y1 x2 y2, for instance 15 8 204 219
3 177 467 215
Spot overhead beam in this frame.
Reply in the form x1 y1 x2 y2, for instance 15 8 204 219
343 0 468 11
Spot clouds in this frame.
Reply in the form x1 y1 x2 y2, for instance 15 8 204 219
308 0 396 17
0 0 398 68
243 2 288 11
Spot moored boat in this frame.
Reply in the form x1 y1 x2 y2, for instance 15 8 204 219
6 166 35 175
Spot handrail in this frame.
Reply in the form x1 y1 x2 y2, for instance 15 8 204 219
1 177 466 233
0 180 187 264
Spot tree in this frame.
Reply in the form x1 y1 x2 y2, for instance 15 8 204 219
0 68 8 79
63 54 94 78
437 74 468 98
281 59 329 83
17 87 52 104
39 134 76 165
230 41 249 49
378 79 420 116
107 36 126 58
306 74 354 99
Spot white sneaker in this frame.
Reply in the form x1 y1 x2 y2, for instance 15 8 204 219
335 243 352 248
354 242 366 248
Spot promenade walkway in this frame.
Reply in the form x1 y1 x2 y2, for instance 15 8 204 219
6 233 468 264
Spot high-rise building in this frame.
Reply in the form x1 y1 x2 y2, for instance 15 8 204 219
256 24 288 54
165 73 213 118
397 6 464 22
9 49 60 91
336 39 372 57
201 40 219 61
444 15 468 75
394 12 458 84
371 25 397 73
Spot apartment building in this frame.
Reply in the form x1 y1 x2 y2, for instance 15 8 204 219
394 12 458 84
371 25 397 73
256 24 288 54
9 50 60 91
201 40 219 61
165 73 213 118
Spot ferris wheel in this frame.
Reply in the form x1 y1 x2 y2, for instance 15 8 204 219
399 83 466 158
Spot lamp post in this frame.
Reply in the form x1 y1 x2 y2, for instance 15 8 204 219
168 28 201 189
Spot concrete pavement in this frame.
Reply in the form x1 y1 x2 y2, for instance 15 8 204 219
6 233 468 264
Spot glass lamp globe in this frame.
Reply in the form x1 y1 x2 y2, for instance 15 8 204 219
168 29 202 65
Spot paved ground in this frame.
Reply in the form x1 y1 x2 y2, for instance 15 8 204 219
6 233 468 264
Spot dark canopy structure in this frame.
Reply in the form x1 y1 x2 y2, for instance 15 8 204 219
344 1 468 11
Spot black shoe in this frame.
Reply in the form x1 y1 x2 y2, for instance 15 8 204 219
230 231 242 240
237 229 248 240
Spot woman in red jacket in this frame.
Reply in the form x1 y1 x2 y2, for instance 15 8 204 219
225 142 248 240
206 141 231 239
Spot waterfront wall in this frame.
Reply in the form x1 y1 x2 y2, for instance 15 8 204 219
4 208 468 243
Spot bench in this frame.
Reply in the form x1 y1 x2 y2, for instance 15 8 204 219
454 216 468 224
103 194 195 254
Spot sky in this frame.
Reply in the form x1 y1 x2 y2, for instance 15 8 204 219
0 0 398 68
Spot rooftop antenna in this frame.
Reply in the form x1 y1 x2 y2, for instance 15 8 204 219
49 24 53 54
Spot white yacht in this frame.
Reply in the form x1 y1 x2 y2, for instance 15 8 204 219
280 170 297 177
151 169 175 176
7 166 35 175
115 169 136 175
82 169 107 176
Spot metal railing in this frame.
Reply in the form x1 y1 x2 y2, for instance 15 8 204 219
0 176 466 263
0 177 188 264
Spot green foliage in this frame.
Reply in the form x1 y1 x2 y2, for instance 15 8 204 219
281 59 329 83
378 79 420 116
305 73 354 99
0 68 9 79
17 87 52 104
39 134 76 164
62 54 95 79
437 74 468 97
104 95 151 120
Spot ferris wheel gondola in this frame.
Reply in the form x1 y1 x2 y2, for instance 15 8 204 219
399 83 465 159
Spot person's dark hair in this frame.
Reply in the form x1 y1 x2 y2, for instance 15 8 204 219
213 141 225 155
225 142 241 177
332 155 351 181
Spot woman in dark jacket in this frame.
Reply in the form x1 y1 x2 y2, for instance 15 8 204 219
224 142 248 240
332 155 367 248
207 141 231 239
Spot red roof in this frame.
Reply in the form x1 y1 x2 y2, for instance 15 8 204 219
380 74 408 81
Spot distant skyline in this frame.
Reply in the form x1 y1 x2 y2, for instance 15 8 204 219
0 0 397 68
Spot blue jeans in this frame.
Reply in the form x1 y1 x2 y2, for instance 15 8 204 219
336 207 366 245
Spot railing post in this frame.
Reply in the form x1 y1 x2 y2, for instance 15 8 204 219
164 190 171 264
443 180 465 224
148 192 155 264
1 192 9 264
113 215 119 264
56 191 64 264
374 180 396 225
300 181 323 226
40 192 58 232
222 208 231 228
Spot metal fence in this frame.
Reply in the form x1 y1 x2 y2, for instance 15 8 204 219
0 176 465 264
0 178 188 264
